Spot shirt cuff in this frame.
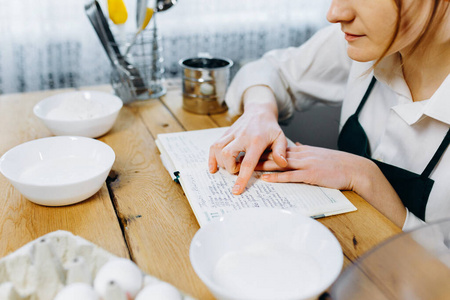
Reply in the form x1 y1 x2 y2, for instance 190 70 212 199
224 58 295 121
402 207 426 232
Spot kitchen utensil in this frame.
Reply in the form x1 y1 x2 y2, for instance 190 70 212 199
107 0 128 24
124 0 176 55
85 0 148 100
124 1 155 56
179 56 233 114
156 0 177 12
136 0 150 26
107 0 129 42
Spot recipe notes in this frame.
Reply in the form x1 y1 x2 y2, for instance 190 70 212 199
156 127 356 227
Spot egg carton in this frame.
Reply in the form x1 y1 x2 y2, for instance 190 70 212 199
0 230 196 300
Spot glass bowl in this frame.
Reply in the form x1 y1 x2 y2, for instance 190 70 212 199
329 218 450 299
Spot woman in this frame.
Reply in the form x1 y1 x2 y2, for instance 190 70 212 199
208 0 450 230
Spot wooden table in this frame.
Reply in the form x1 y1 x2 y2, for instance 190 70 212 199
0 81 401 299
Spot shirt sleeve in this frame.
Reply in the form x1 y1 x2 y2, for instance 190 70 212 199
402 207 427 232
224 23 352 121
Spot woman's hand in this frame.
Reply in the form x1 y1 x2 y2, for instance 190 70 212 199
258 144 369 190
258 143 407 227
208 86 288 195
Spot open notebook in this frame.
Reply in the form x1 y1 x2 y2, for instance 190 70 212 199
156 127 356 227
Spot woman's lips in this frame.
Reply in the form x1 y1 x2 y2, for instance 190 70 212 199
345 33 364 42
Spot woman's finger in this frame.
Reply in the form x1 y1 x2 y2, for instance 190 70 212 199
232 144 267 195
255 160 288 171
271 132 288 168
221 141 245 174
208 133 236 173
261 170 311 183
286 144 307 152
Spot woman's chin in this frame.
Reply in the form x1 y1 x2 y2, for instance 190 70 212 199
346 47 380 62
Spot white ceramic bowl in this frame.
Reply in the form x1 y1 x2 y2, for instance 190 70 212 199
33 91 123 138
190 209 343 300
0 136 115 206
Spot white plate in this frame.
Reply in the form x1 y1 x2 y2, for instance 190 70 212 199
0 136 115 206
33 91 123 138
190 209 343 300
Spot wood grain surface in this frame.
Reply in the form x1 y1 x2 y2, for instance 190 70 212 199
0 89 128 259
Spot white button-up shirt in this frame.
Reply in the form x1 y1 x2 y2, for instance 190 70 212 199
225 24 450 231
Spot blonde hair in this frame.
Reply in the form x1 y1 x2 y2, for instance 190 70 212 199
374 0 449 67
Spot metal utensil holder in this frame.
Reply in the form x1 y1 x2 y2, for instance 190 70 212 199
111 15 166 103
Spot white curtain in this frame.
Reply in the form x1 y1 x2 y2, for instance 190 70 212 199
0 0 330 94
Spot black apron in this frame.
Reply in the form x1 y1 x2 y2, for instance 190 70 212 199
337 77 450 221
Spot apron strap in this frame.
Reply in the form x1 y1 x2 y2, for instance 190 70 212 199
355 76 377 116
422 128 450 178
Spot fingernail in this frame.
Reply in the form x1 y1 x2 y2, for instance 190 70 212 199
232 185 240 194
280 155 287 162
261 174 269 180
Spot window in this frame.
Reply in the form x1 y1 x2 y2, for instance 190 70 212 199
0 0 330 94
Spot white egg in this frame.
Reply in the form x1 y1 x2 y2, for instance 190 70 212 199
135 282 182 300
93 258 143 298
101 280 127 300
54 282 99 300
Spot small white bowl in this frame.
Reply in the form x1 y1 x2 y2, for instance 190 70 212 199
190 209 343 300
33 91 123 138
0 136 115 206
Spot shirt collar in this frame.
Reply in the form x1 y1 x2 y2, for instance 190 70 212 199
423 74 450 125
374 54 412 99
373 54 450 126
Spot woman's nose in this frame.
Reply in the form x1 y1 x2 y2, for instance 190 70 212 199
326 0 354 24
